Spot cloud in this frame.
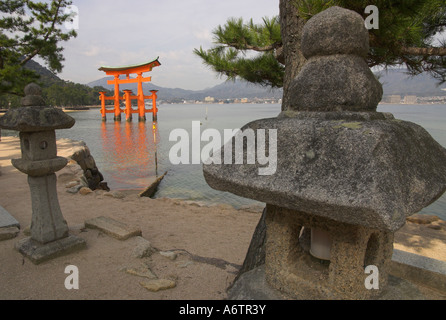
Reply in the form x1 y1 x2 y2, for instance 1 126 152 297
193 29 213 44
58 0 279 90
81 46 101 57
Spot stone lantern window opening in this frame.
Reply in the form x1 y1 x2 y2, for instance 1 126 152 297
19 131 57 161
364 232 384 268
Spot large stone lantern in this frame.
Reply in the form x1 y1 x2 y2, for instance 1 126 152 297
0 83 86 264
203 7 446 299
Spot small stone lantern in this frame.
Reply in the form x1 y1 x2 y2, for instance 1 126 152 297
203 7 446 299
0 83 86 264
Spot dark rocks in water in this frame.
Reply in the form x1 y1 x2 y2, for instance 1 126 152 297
69 144 105 191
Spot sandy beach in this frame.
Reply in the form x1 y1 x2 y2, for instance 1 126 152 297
0 136 445 300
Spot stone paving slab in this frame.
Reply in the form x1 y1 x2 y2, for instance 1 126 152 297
84 216 142 240
0 226 20 241
390 249 446 293
0 205 20 229
228 264 446 300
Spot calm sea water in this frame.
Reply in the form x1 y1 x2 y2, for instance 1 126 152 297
2 103 446 219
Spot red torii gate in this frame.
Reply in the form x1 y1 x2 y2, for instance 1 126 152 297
98 57 161 122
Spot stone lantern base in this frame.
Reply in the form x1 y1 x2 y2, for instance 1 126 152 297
15 235 86 265
227 205 446 300
264 204 394 300
228 264 446 300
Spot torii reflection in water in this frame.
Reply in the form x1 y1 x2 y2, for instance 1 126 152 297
100 121 160 189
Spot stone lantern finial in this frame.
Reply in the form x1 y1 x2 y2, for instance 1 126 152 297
289 6 383 112
0 83 86 264
21 83 46 107
0 83 75 132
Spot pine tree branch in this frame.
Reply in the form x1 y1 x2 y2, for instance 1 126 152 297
20 0 63 66
225 42 281 52
2 90 21 96
401 47 446 56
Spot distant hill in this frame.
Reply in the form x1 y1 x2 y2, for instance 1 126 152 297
25 59 446 102
377 68 446 97
86 68 446 101
24 59 63 85
196 80 283 100
86 77 283 101
1 59 112 108
86 76 194 100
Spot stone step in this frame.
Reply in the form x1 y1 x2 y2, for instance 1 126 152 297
84 216 142 240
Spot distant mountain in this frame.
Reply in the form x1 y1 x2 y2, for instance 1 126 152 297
377 68 446 97
86 76 194 99
24 59 63 85
86 77 283 101
197 80 283 100
18 61 446 106
26 58 446 99
86 68 446 101
10 59 112 108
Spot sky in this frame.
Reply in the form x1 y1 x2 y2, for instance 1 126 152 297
56 0 280 90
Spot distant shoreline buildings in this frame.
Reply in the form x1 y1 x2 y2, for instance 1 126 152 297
160 94 446 105
160 97 282 105
380 94 446 104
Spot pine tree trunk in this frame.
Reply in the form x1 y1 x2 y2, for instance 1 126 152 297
280 0 306 111
231 0 307 284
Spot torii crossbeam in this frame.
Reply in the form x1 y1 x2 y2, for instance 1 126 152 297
98 57 161 122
